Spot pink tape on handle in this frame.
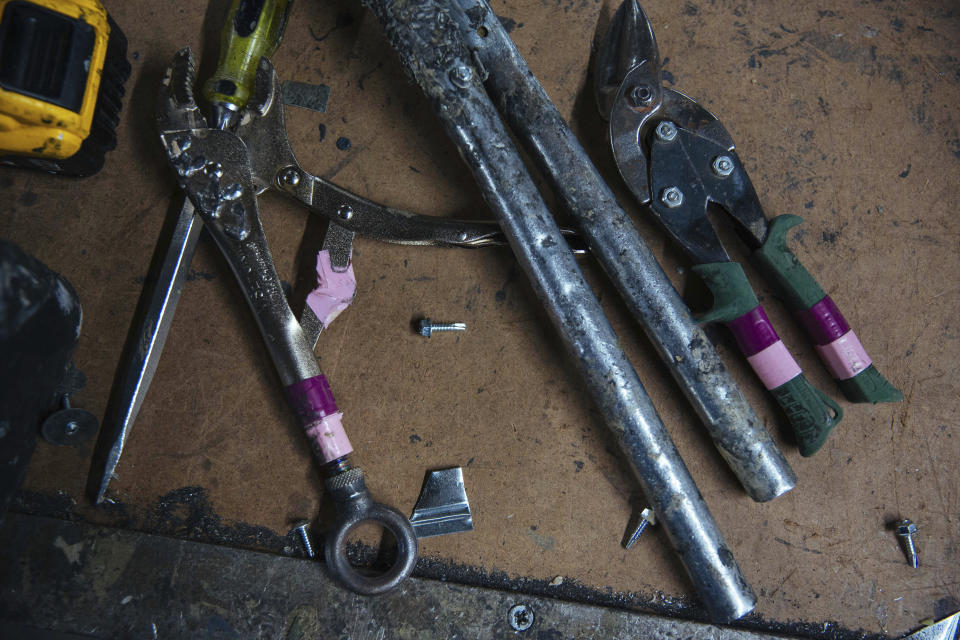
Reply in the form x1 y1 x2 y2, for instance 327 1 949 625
285 375 352 463
304 411 353 462
306 250 357 329
746 340 803 390
815 330 872 380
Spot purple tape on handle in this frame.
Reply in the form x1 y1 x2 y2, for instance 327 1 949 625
727 305 780 356
796 296 850 346
286 375 352 462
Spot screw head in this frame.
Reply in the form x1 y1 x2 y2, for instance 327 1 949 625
450 64 473 88
337 204 354 220
627 84 653 108
712 155 734 177
418 318 432 337
279 167 300 187
509 604 533 631
896 520 918 536
660 186 684 208
655 121 678 142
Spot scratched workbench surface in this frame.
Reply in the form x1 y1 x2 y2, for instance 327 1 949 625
3 0 958 636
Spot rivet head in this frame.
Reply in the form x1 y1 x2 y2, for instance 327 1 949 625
337 204 354 220
661 186 684 208
656 121 678 142
712 155 734 177
279 167 300 186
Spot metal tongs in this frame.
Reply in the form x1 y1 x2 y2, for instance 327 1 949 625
594 1 902 454
155 50 420 595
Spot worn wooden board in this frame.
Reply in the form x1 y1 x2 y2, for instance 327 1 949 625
2 0 958 636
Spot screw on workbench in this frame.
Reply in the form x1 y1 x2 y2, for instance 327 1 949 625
624 507 655 549
508 604 534 631
291 521 314 558
895 519 918 568
418 318 466 338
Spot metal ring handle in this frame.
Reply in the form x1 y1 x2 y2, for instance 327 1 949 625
323 502 418 595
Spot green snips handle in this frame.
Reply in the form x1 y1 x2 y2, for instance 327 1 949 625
694 261 842 457
752 215 902 404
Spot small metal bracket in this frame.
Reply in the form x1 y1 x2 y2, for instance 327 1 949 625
410 467 474 539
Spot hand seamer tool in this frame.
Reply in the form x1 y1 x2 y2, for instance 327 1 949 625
595 1 902 456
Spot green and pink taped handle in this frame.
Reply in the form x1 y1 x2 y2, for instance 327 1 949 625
753 215 902 405
694 215 901 456
694 261 842 457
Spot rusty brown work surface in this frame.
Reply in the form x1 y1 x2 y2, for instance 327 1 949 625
2 0 958 636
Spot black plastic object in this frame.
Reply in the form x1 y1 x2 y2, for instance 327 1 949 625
0 240 83 522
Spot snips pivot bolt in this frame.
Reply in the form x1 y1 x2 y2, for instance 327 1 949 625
660 186 684 208
337 204 354 220
655 120 678 142
895 519 918 568
712 155 734 178
628 84 653 108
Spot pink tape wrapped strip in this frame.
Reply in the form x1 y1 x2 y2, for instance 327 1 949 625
306 250 357 329
815 330 872 380
304 411 353 462
746 340 803 390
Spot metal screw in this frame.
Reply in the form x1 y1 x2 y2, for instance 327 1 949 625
627 84 653 108
895 519 918 568
279 166 300 187
660 186 684 208
291 521 314 558
655 120 678 142
508 604 534 631
418 318 467 338
712 155 734 177
625 507 656 549
336 204 354 221
450 64 473 88
60 396 79 434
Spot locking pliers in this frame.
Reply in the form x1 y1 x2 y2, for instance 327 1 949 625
156 49 419 595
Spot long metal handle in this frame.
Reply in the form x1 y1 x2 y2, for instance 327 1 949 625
94 199 203 503
360 0 755 622
452 0 795 502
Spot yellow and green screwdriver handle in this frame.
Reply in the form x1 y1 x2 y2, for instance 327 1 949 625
204 0 294 130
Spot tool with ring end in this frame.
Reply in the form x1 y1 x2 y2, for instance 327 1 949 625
595 1 899 455
157 49 416 594
93 9 514 503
